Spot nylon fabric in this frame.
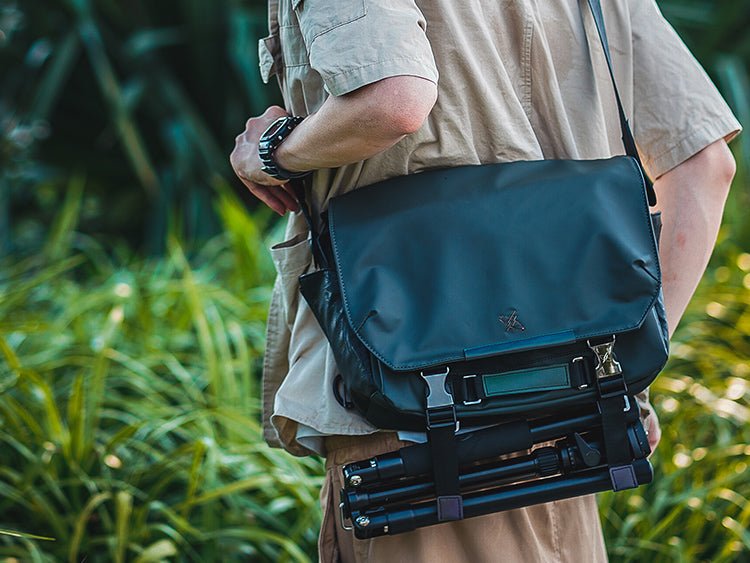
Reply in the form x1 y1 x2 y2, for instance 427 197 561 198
329 157 660 371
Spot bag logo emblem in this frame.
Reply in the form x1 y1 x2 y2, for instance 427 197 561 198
499 309 525 332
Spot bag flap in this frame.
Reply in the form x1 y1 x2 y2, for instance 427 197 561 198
328 157 661 371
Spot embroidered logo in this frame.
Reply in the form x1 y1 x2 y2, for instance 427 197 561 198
499 309 525 332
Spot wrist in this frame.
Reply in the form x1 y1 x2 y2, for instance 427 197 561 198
273 140 299 175
258 116 311 181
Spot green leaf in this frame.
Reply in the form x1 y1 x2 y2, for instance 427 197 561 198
132 539 179 563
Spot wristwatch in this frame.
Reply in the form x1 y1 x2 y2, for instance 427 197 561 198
258 116 311 181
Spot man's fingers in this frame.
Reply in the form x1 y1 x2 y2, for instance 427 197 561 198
240 179 296 215
260 183 299 214
646 414 661 456
257 189 290 215
278 183 301 212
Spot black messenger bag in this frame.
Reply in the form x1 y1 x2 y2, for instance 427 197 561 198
293 0 670 539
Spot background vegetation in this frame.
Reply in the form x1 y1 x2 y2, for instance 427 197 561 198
0 0 748 561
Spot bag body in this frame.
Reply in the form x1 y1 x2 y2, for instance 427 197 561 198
299 156 669 431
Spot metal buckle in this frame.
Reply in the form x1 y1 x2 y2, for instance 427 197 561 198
572 357 589 390
623 395 631 413
596 393 632 414
339 502 353 531
588 336 622 378
462 374 482 405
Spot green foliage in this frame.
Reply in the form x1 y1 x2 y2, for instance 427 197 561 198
4 182 750 562
0 189 322 562
599 256 750 562
0 0 278 253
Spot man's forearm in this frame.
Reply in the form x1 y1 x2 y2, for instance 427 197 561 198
275 76 437 173
653 139 736 335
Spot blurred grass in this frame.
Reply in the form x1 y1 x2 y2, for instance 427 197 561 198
0 0 278 252
599 252 750 562
0 186 322 561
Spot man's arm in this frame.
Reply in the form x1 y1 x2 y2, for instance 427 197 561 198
230 75 437 215
653 138 736 335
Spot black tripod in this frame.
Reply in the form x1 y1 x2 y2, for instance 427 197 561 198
339 406 651 539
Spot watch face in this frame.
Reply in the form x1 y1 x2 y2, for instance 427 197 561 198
263 119 287 140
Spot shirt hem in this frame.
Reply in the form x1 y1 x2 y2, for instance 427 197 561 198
643 117 741 179
323 57 439 97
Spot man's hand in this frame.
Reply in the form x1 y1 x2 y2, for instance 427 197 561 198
230 106 301 215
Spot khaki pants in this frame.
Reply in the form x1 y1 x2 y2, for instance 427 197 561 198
319 433 608 563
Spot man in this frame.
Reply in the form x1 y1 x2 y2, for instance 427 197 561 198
231 0 740 560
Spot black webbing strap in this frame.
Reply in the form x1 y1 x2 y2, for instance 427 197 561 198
587 336 638 490
422 371 464 521
581 0 647 491
585 0 657 205
596 370 639 491
428 419 464 521
598 382 632 465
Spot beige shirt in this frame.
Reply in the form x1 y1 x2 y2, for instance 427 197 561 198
259 0 740 456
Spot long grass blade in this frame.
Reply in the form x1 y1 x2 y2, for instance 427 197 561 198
68 491 111 563
0 528 56 541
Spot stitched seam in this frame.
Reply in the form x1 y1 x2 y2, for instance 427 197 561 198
521 17 533 116
552 500 562 561
647 126 719 166
324 56 438 79
644 119 740 177
305 2 367 43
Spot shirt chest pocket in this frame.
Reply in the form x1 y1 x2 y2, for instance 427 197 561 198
292 0 366 46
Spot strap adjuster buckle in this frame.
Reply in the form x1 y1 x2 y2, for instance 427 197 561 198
461 374 482 405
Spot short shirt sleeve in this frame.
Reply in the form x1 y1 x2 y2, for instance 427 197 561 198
629 0 741 178
292 0 439 96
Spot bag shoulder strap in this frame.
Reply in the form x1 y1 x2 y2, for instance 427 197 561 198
585 0 656 205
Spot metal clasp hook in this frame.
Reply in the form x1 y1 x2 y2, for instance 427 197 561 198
588 336 622 378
